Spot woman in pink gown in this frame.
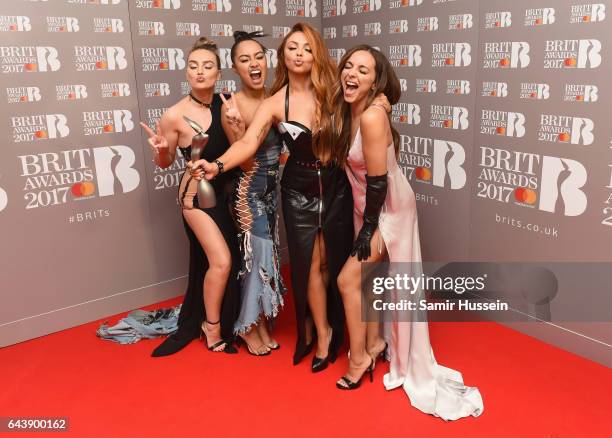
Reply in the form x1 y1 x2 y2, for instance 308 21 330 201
331 45 483 421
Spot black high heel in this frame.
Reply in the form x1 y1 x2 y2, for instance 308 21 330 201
200 320 236 354
311 328 336 373
336 357 374 390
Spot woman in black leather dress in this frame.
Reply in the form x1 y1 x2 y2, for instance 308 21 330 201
140 37 240 356
191 23 352 370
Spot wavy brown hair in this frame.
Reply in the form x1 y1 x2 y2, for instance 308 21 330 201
331 45 401 167
270 22 336 161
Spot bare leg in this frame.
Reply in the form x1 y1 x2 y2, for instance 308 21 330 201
239 323 270 355
183 209 231 352
256 321 279 349
337 230 387 385
307 232 332 359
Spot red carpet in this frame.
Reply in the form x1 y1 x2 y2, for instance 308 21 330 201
1 268 609 437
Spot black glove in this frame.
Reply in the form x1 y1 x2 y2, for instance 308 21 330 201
351 174 388 262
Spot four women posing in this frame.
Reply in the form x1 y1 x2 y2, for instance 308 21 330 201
143 24 483 420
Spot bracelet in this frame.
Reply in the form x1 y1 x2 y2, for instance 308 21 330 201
214 159 224 175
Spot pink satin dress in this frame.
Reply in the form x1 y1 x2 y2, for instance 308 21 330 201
346 126 484 421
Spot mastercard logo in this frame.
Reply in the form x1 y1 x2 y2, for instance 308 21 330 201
496 126 506 135
35 130 48 139
456 23 463 29
490 90 497 97
25 63 38 72
445 58 454 66
152 0 162 7
19 95 28 102
583 15 590 22
514 187 537 204
499 58 510 67
443 119 453 128
103 124 114 133
298 10 305 16
9 24 17 31
71 181 96 197
159 62 169 70
535 19 543 25
207 3 216 10
415 167 432 181
95 61 107 70
564 58 577 67
558 132 570 142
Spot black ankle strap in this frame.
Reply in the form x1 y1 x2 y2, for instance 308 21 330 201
205 319 220 325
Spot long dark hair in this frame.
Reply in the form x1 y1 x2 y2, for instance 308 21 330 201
331 45 401 167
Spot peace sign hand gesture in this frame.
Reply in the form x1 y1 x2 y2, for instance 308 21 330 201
220 93 245 139
140 120 171 167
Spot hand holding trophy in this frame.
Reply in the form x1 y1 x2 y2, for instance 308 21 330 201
183 116 216 208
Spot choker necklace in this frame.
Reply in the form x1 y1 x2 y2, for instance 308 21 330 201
189 92 212 109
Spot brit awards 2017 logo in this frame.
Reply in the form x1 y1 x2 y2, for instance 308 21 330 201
210 24 232 37
144 83 170 97
141 48 185 71
447 80 470 95
11 114 69 142
323 27 336 39
538 114 594 145
482 82 508 97
544 39 601 69
417 17 438 32
286 0 317 17
100 83 130 98
329 48 346 63
176 22 200 37
6 86 41 103
389 45 422 67
193 0 231 11
449 14 473 30
399 135 466 190
243 24 263 33
388 20 407 34
416 79 436 93
564 84 598 102
364 23 380 37
0 16 32 32
484 11 512 29
0 46 60 73
478 146 587 217
323 0 346 17
136 0 180 8
353 0 380 13
520 83 550 100
392 103 420 125
390 0 422 7
82 110 134 135
215 80 237 93
56 85 88 101
343 25 358 38
93 18 124 33
17 145 140 209
525 8 555 26
241 0 276 14
432 43 471 67
138 21 165 36
570 4 606 23
74 46 127 71
480 110 526 137
430 105 469 130
483 42 530 69
272 26 290 38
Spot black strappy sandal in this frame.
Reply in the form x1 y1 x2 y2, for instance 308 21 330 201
201 320 234 353
336 358 374 390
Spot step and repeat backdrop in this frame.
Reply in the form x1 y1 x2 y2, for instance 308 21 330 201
1 0 610 364
322 0 611 365
0 0 318 347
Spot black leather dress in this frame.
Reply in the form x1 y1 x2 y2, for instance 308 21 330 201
278 86 354 365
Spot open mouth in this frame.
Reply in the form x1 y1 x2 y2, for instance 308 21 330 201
344 80 358 95
249 69 262 81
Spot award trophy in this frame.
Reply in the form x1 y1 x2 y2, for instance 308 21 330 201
183 116 216 208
